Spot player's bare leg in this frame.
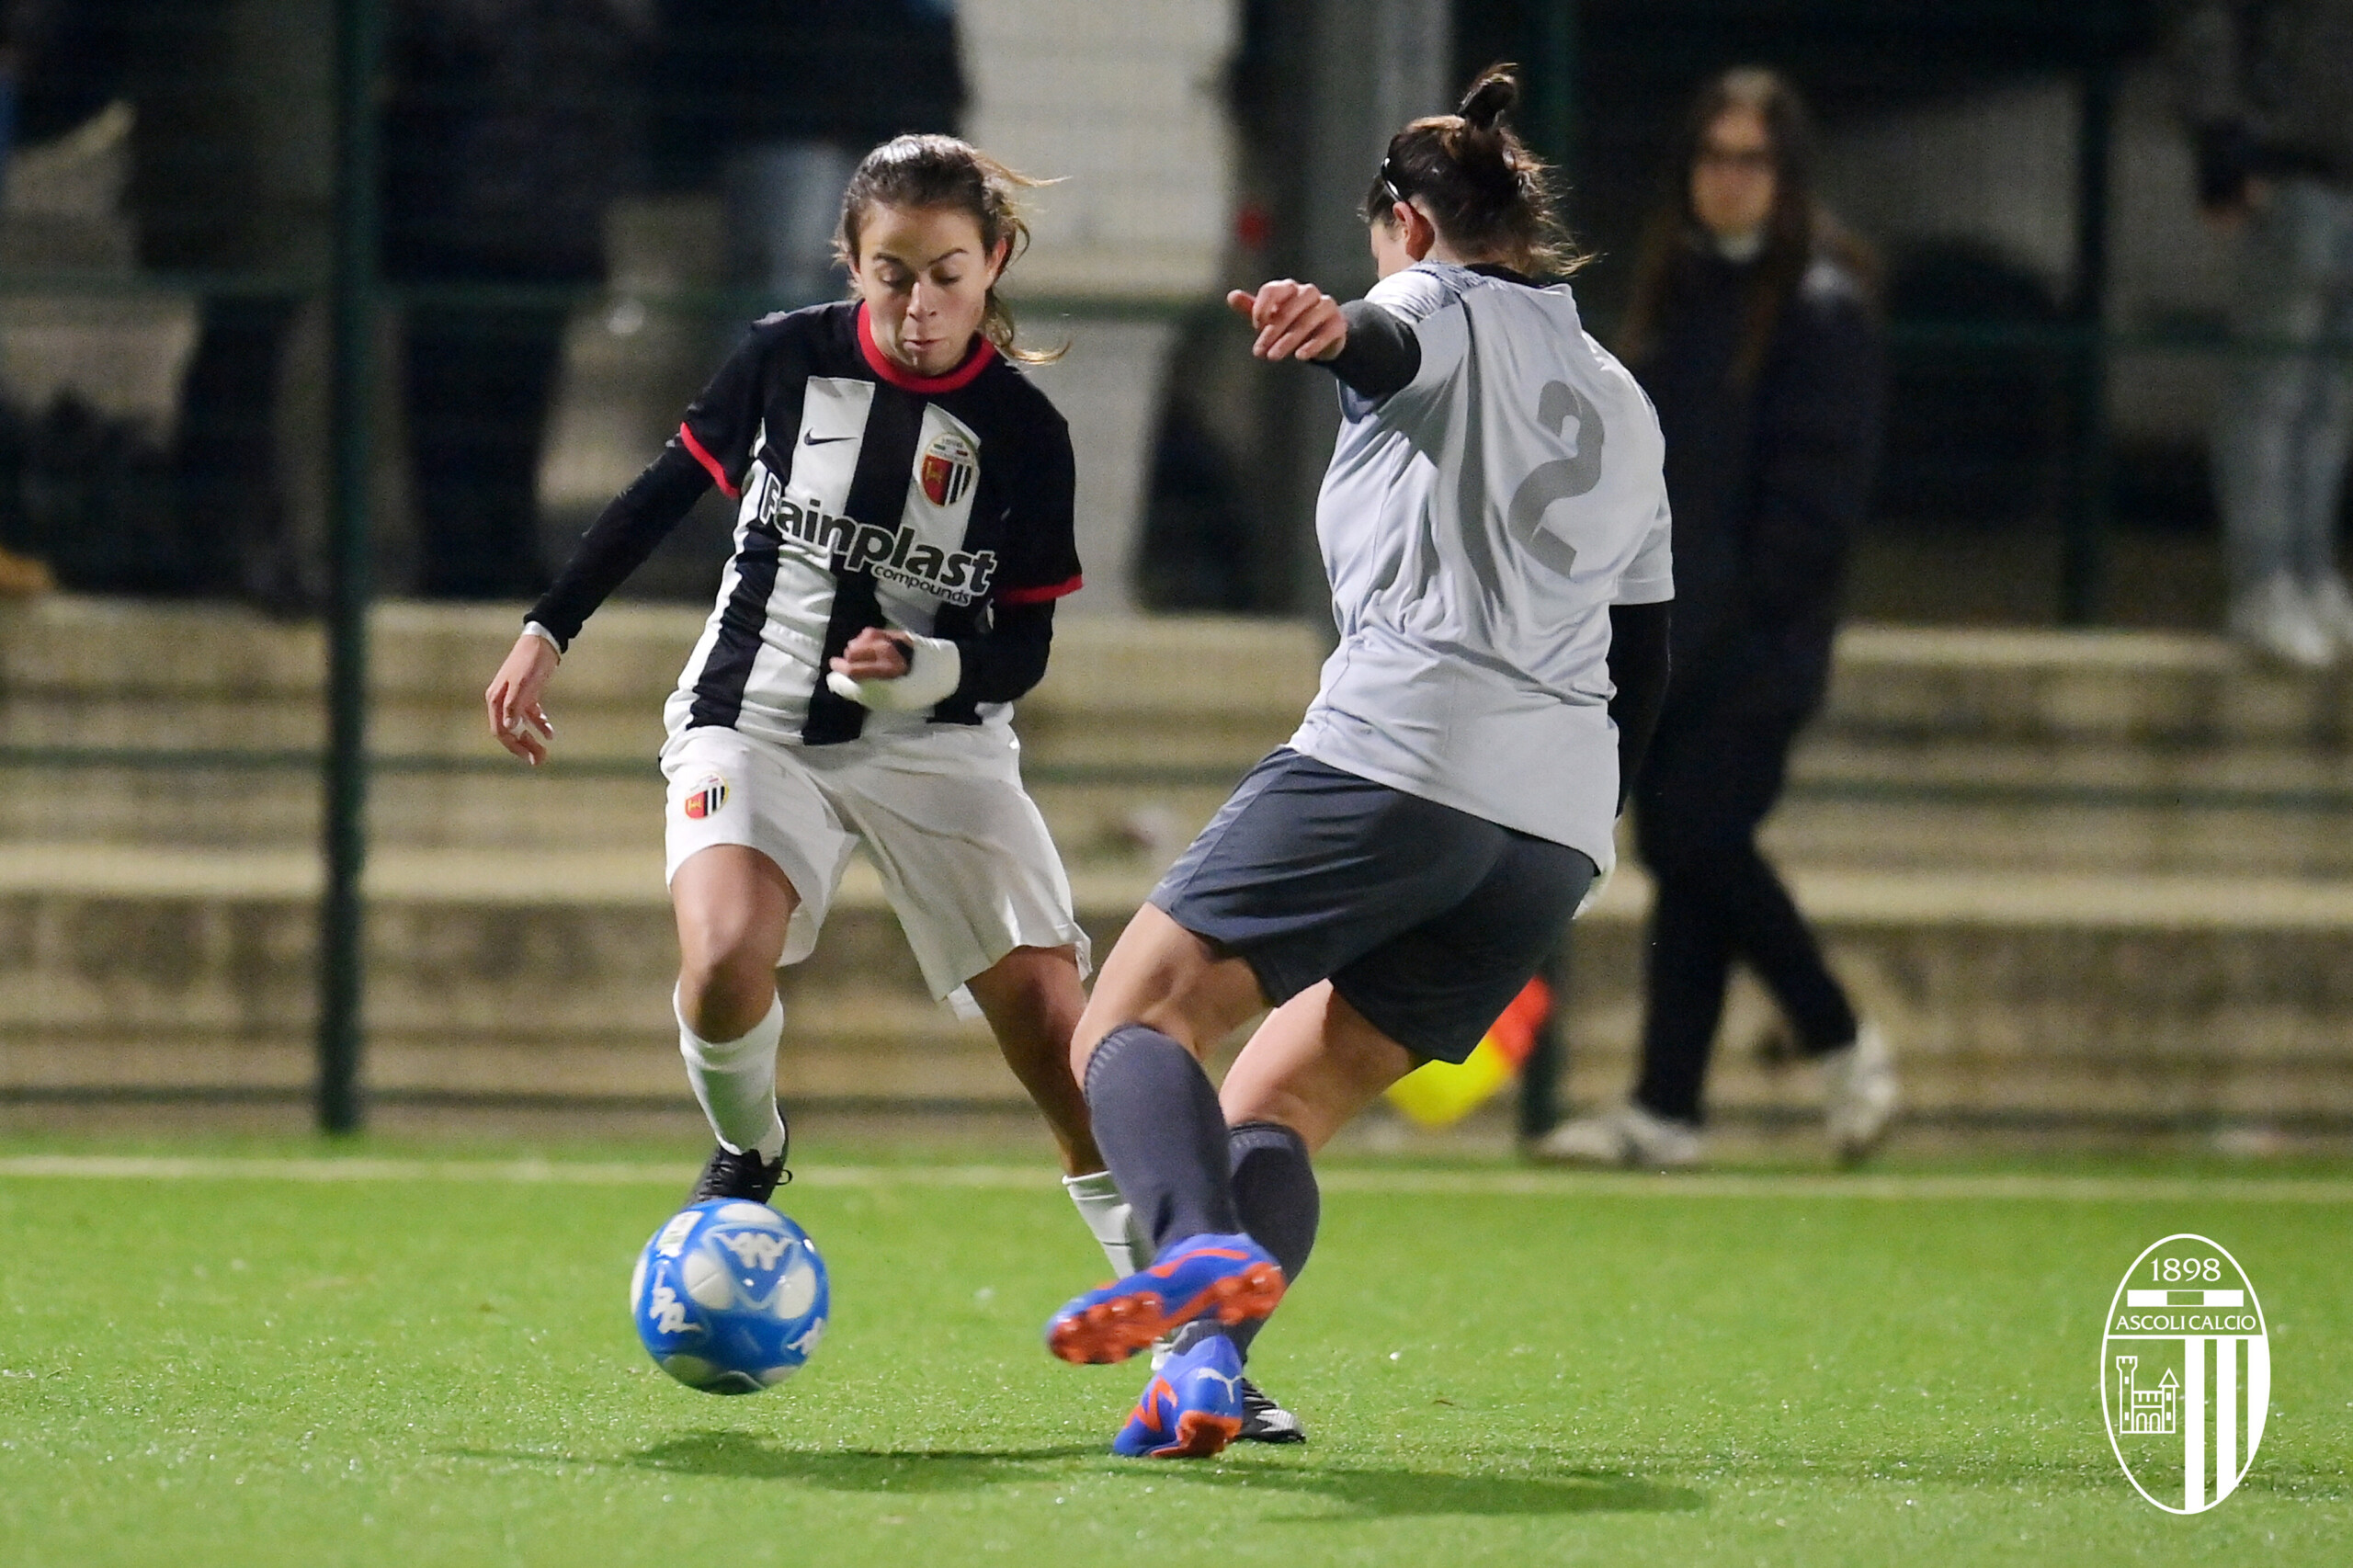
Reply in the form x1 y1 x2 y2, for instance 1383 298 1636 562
966 943 1101 1176
1217 981 1417 1152
1070 902 1270 1074
671 845 799 1199
672 844 798 1040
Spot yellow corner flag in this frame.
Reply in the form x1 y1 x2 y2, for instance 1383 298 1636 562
1383 977 1552 1128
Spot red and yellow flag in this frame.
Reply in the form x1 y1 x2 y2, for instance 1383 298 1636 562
1383 976 1552 1128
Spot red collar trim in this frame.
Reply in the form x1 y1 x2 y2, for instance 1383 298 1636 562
857 301 997 393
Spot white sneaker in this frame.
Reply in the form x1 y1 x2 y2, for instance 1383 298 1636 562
2306 574 2353 650
1530 1104 1704 1169
2231 574 2335 669
1820 1021 1898 1165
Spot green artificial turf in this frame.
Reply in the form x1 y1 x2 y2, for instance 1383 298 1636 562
0 1143 2347 1566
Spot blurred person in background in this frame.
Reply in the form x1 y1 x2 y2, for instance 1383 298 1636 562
652 0 964 307
7 0 329 606
2175 0 2353 668
383 0 638 600
1533 68 1894 1170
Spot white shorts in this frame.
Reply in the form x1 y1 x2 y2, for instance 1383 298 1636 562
660 723 1089 1014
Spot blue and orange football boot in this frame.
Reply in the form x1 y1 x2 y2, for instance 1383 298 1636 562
1113 1335 1246 1458
1046 1232 1286 1365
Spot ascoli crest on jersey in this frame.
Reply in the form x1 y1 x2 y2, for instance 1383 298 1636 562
748 471 998 606
682 772 729 821
919 430 978 507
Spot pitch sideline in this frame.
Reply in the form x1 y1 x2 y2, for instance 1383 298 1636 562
0 1153 2347 1203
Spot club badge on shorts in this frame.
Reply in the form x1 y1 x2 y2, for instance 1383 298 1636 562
682 772 729 821
918 430 977 507
2102 1233 2268 1514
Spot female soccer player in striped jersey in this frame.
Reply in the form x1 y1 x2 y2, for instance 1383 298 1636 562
1037 68 1677 1459
481 134 1149 1294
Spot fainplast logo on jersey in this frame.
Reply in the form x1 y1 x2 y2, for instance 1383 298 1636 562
2102 1234 2269 1514
747 472 999 606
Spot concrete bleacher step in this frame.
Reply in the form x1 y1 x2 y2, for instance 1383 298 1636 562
0 597 1318 853
15 604 2353 877
1765 776 2353 877
5 599 2353 1130
1818 626 2353 745
5 843 2351 1127
1771 629 2353 878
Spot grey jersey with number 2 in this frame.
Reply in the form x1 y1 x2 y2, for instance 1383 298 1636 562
1289 262 1674 874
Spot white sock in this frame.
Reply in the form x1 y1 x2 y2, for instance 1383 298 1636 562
676 989 788 1162
1063 1169 1149 1277
1064 1172 1174 1369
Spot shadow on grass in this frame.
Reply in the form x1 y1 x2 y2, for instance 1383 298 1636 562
620 1433 1101 1492
593 1432 1704 1517
457 1434 1704 1518
1177 1463 1704 1519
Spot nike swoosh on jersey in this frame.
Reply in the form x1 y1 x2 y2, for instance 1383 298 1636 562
801 432 856 446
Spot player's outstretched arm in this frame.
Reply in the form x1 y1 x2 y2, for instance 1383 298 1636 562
1228 282 1421 400
484 633 560 766
1228 280 1347 362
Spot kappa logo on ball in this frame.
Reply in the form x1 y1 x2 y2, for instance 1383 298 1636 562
918 430 977 508
681 772 729 821
2102 1233 2269 1514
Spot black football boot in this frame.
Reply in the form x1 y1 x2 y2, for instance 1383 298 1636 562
687 1114 790 1205
1235 1375 1306 1444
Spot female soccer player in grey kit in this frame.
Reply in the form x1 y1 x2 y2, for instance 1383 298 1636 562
1040 67 1676 1459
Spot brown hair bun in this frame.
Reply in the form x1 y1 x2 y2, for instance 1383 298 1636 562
1458 70 1518 131
1362 64 1583 278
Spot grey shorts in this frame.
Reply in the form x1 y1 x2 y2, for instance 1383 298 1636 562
1151 749 1597 1064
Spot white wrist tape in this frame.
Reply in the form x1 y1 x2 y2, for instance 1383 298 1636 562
824 633 961 711
522 620 564 660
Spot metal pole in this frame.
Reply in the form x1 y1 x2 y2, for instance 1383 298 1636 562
1518 0 1579 1145
318 0 380 1133
2061 62 2115 626
1287 0 1453 620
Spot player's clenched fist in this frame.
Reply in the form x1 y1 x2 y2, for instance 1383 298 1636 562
1227 280 1348 363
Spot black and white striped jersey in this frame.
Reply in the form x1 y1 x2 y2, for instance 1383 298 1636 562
529 301 1083 748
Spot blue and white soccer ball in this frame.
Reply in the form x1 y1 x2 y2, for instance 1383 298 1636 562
630 1199 829 1394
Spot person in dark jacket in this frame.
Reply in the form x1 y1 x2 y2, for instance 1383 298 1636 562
382 0 638 599
1533 67 1896 1168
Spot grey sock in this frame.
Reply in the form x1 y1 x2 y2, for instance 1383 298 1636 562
1083 1024 1241 1255
1175 1119 1319 1361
